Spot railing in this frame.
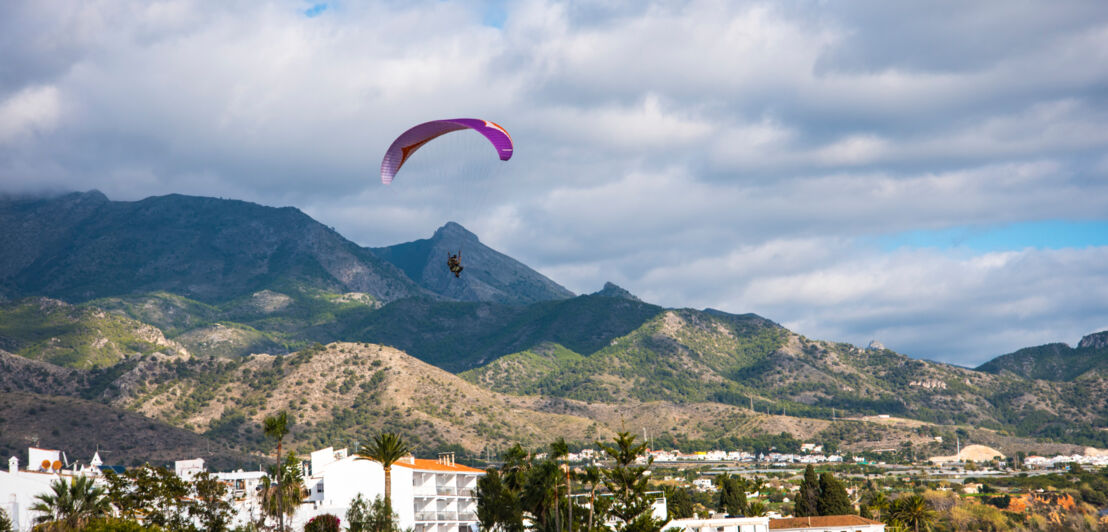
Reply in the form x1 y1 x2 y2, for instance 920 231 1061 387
412 487 476 497
414 511 479 523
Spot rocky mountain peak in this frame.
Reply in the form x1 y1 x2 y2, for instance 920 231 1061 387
433 221 480 243
1078 330 1108 350
867 340 886 351
591 282 641 301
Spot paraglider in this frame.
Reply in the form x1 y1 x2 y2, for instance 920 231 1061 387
447 251 463 278
380 118 513 185
379 118 514 278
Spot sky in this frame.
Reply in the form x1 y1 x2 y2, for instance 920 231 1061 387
2 1 1107 366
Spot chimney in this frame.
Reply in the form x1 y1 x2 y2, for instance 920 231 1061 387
9 456 17 474
437 452 455 466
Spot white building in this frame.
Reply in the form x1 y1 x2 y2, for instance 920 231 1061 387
769 515 885 532
663 516 769 532
174 458 206 481
297 447 484 532
1 450 104 532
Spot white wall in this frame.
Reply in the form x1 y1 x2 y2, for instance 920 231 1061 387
0 470 60 532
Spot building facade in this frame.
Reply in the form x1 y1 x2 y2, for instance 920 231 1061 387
299 447 483 532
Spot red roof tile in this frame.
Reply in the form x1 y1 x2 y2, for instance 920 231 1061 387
769 515 883 529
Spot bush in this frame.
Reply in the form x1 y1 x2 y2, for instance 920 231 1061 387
304 513 341 532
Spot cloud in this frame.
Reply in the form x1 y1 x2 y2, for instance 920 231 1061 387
0 85 61 143
1 0 1107 365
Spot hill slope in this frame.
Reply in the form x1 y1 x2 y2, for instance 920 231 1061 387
976 331 1108 381
0 191 427 304
371 222 574 304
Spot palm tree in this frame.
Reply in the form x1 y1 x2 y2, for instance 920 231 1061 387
31 476 110 531
550 438 571 532
745 501 768 517
357 432 410 511
578 466 602 532
888 494 935 532
264 410 290 532
262 452 307 529
867 491 889 521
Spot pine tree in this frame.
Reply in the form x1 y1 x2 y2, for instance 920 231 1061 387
716 474 747 516
816 472 853 516
793 465 820 517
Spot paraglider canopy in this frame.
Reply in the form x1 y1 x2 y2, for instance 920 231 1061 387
380 118 513 185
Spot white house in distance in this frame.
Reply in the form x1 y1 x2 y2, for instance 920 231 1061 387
298 447 484 532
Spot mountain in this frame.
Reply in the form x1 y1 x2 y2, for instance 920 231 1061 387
0 191 427 304
341 291 665 371
976 331 1108 381
591 282 641 301
0 391 255 469
370 221 575 305
463 307 1108 448
2 190 1107 459
0 297 188 368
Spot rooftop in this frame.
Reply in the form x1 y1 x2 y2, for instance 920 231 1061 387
769 515 884 529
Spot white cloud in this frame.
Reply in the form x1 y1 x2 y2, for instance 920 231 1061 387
0 85 61 143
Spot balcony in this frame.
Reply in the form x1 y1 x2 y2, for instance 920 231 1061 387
412 486 476 498
414 511 478 522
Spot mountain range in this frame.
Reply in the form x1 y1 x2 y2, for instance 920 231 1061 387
1 191 1105 465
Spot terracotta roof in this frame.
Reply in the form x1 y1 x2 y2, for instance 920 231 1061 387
769 515 883 529
363 457 484 473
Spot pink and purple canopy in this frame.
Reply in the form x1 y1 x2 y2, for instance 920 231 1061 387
380 118 514 185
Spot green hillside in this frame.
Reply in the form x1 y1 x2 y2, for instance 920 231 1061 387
976 332 1108 381
0 298 184 368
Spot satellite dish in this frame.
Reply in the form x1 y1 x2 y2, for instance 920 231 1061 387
52 460 63 471
41 459 51 470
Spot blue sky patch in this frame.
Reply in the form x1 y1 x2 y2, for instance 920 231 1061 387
481 1 507 28
877 220 1108 252
305 3 327 18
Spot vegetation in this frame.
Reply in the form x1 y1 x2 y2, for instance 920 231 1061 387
478 434 662 532
263 410 291 532
262 451 306 531
715 474 747 516
356 432 410 513
346 494 402 532
304 514 341 532
31 476 110 531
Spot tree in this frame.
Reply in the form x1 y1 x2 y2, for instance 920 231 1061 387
716 474 747 516
865 491 888 521
103 465 190 529
190 471 234 532
477 469 524 532
263 410 291 532
0 507 12 532
30 475 110 531
347 494 401 532
599 431 660 532
794 465 820 517
263 451 305 529
816 472 853 516
580 465 605 532
356 432 410 514
664 487 694 520
745 501 768 517
888 494 936 532
523 459 563 531
304 513 341 532
551 438 571 532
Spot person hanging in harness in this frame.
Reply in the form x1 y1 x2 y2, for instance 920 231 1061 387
447 250 464 278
